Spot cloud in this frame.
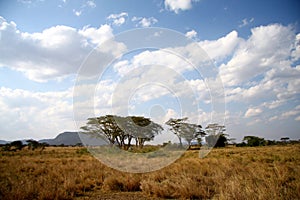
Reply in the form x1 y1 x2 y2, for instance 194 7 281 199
73 9 82 16
185 30 197 39
164 0 192 13
245 108 262 117
199 30 240 60
18 0 44 7
239 18 254 28
109 45 214 123
86 0 96 8
1 16 300 141
0 86 75 140
79 24 114 44
132 17 158 27
112 48 194 78
280 105 300 120
0 16 126 82
281 110 300 118
71 0 96 16
219 24 297 87
107 12 128 26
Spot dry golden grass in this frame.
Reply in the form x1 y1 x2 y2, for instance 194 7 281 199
0 145 299 199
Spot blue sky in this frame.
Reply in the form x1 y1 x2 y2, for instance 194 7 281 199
0 0 300 142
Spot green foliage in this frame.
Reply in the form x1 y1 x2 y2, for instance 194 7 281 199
280 137 290 142
81 115 163 149
205 134 228 147
165 118 205 147
76 148 89 155
205 123 226 135
121 116 163 148
205 124 228 147
243 136 266 147
26 140 46 151
2 141 24 151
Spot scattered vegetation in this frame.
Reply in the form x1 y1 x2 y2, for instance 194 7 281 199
236 135 300 147
1 116 299 199
80 115 230 150
0 145 299 199
1 140 48 152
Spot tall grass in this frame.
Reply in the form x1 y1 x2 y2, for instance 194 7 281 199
0 145 299 199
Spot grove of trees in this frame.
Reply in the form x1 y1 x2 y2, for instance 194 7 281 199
204 123 229 147
2 115 297 152
80 115 163 150
165 118 205 147
81 115 229 149
1 140 47 151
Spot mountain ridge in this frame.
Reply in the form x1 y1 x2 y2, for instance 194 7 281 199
1 131 106 146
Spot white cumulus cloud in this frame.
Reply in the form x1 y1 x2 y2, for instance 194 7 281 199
107 12 128 26
245 108 263 117
164 0 192 13
185 29 197 39
199 30 240 60
0 16 126 82
132 16 158 27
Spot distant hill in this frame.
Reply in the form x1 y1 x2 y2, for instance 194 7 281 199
39 131 106 146
39 132 81 146
0 140 9 145
0 132 107 146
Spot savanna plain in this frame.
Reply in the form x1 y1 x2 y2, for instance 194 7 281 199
0 145 299 200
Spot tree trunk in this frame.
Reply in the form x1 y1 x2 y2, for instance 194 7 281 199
178 136 182 147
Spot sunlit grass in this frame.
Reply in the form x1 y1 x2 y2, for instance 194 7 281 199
0 145 299 199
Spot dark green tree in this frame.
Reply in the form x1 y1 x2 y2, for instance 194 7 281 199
2 141 24 151
10 140 24 151
26 140 46 151
205 134 228 147
243 136 266 147
205 123 226 135
205 123 228 147
280 137 290 143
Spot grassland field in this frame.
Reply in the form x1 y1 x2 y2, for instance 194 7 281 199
0 144 299 199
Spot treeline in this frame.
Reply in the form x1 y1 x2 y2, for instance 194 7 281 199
1 140 48 152
0 140 83 152
81 115 299 149
80 115 228 149
236 136 299 147
2 115 298 152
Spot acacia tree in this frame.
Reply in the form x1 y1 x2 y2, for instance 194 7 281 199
2 140 24 151
205 123 226 135
119 116 163 148
81 115 163 149
205 123 228 147
166 118 204 147
165 117 188 146
177 122 205 147
280 137 290 143
10 140 24 151
80 115 125 148
26 140 46 151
